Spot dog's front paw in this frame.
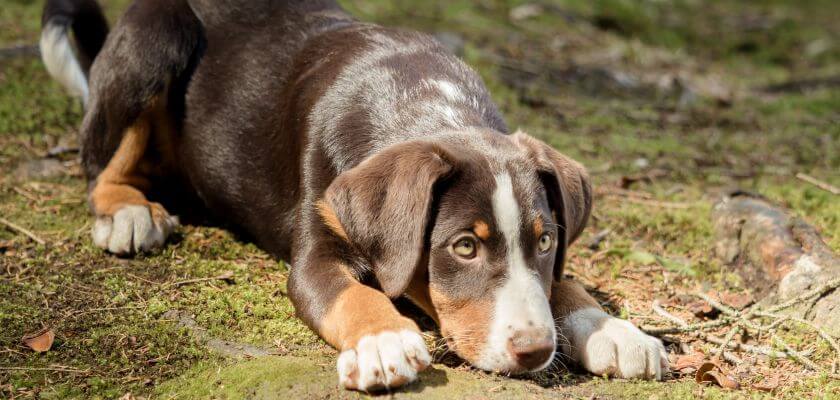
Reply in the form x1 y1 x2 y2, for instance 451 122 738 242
563 308 669 380
92 204 179 255
337 330 431 391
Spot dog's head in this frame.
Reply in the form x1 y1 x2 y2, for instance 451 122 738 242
320 129 591 373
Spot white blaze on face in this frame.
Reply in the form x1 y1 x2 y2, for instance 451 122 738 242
476 173 556 371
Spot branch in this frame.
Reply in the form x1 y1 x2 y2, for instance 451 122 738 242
0 217 46 245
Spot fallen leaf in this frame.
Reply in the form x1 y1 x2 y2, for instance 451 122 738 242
751 376 779 392
719 292 754 310
687 300 718 318
673 351 705 373
695 362 740 390
22 328 55 352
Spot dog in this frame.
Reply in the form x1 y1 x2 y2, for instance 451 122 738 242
41 0 669 391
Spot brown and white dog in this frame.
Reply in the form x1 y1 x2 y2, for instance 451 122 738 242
42 0 668 391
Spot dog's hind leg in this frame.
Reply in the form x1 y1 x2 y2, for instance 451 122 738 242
88 97 180 255
45 0 204 255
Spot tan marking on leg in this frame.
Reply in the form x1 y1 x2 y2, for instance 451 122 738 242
429 287 491 361
473 219 491 241
316 199 350 242
90 116 153 216
89 98 177 230
550 278 602 318
534 218 544 237
321 281 418 350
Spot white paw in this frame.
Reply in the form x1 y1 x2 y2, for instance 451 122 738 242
563 308 669 380
92 205 178 255
337 330 431 392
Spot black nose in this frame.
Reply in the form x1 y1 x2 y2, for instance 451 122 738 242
507 330 555 370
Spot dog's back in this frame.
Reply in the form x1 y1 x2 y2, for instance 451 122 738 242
180 2 508 256
41 0 508 257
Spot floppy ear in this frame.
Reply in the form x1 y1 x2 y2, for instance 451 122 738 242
321 141 456 298
512 131 592 279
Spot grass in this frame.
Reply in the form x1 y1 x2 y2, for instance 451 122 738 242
1 0 838 399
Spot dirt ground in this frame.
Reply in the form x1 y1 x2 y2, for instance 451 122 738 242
1 1 838 399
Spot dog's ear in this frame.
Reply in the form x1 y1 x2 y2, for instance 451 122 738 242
321 141 456 298
512 131 592 279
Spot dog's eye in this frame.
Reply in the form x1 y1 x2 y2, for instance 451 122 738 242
538 233 553 253
452 238 477 258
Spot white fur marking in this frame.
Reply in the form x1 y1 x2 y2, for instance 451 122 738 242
429 79 465 102
40 22 89 104
563 308 668 380
92 205 178 255
476 173 556 372
336 330 431 391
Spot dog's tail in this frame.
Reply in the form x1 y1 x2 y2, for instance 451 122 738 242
40 0 109 105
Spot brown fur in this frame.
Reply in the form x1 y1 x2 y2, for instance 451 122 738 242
58 0 600 377
322 282 419 350
430 287 491 361
550 279 602 318
90 115 152 216
88 96 176 230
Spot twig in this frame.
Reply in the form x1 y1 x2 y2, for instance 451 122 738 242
772 336 820 371
0 217 46 245
754 311 840 366
642 319 730 335
796 173 840 195
650 300 810 359
0 366 89 374
702 334 808 359
715 324 742 361
765 277 840 314
651 300 688 327
695 291 834 374
161 271 234 288
13 187 39 202
610 196 692 209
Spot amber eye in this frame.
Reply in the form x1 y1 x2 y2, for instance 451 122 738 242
538 233 553 253
452 238 477 258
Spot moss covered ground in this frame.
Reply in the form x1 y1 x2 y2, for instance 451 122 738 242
1 0 838 398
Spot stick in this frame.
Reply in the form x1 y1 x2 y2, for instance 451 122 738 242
765 277 840 314
0 217 46 245
642 319 731 334
715 324 742 360
161 271 234 288
0 366 88 373
754 311 840 365
695 292 833 373
796 173 840 195
650 300 808 359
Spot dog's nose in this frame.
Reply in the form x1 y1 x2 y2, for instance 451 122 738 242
507 330 555 370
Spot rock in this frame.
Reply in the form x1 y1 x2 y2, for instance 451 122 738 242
712 191 840 335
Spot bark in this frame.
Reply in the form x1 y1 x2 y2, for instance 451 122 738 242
712 191 840 335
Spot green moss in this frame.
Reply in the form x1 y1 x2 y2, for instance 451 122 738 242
1 0 838 398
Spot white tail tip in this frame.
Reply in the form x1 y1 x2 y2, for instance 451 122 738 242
40 22 90 105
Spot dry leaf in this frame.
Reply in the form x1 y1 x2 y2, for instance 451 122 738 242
687 300 717 318
751 376 780 392
720 292 753 310
22 328 55 352
695 362 740 390
673 351 705 373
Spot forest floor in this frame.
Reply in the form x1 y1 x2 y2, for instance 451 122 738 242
1 1 838 399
